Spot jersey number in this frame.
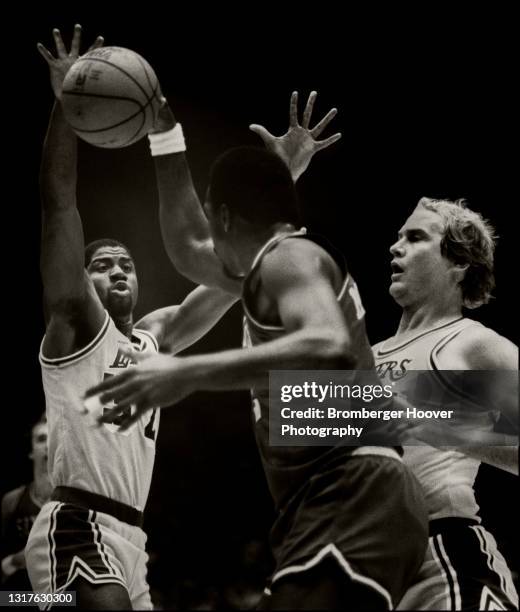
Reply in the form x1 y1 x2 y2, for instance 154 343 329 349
101 373 157 441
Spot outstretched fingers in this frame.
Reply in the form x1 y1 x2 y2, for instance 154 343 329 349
70 23 82 56
289 91 299 127
315 132 342 151
311 107 338 138
52 28 67 58
36 42 55 63
84 368 133 399
249 123 275 144
87 35 104 54
302 91 317 129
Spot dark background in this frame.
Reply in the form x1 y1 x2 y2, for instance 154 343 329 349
3 9 517 609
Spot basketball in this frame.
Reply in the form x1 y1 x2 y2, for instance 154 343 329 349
62 47 162 148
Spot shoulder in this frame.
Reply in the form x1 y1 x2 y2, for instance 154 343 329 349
260 238 338 287
372 338 389 353
1 486 26 517
447 322 518 370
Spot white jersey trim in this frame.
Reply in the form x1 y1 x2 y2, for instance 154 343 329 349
375 318 465 357
352 446 402 461
40 312 111 369
133 328 159 352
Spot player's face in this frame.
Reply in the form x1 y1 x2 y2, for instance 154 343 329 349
389 206 460 307
203 192 244 279
31 422 48 466
87 247 138 317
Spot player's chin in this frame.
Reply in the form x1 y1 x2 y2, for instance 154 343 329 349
389 283 406 303
107 294 134 317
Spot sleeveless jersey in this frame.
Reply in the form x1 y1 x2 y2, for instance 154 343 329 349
40 312 160 511
242 230 389 508
373 317 496 521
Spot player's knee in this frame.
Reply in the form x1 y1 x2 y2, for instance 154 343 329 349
71 576 132 610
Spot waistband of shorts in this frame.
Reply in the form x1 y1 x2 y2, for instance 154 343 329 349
429 517 479 536
51 486 143 528
351 446 402 461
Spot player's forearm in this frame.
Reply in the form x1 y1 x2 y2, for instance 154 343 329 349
167 288 239 354
40 102 77 208
182 328 353 392
154 153 211 278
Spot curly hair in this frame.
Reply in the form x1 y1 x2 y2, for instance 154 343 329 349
417 197 497 309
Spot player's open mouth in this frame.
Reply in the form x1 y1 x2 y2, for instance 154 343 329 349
112 282 130 293
391 261 404 279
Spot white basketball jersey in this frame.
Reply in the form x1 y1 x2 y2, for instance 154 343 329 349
40 312 160 511
373 318 496 522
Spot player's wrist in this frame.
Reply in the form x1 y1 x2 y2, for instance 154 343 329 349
148 124 186 156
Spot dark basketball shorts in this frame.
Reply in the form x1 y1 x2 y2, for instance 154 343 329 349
25 501 152 610
397 518 518 610
264 447 429 609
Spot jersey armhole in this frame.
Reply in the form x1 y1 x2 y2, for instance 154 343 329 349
40 311 111 369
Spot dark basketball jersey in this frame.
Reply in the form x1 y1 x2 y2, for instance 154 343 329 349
1 484 42 589
242 230 395 508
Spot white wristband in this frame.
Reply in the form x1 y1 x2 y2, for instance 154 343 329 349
148 123 186 156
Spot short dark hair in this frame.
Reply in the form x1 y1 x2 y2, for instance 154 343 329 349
84 239 133 268
209 146 301 227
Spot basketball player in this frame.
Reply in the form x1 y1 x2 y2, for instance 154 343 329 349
87 93 429 610
371 197 519 610
1 417 51 591
234 103 520 609
27 26 236 610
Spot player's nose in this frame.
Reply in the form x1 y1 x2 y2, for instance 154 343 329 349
389 240 404 257
110 265 127 280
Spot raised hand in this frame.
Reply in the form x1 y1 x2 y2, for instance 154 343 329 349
249 91 341 182
37 24 104 100
150 96 177 134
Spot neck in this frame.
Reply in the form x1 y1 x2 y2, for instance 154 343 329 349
396 301 463 336
238 223 297 273
113 315 134 338
32 470 52 502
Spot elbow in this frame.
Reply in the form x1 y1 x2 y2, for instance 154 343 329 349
328 335 355 369
307 329 355 370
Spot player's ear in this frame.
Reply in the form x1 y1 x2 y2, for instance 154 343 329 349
452 263 469 284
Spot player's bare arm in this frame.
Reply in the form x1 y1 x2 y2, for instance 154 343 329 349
86 240 353 428
38 25 106 359
151 92 340 292
150 101 241 294
136 285 239 354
